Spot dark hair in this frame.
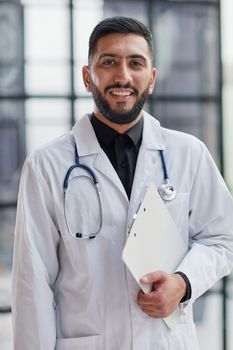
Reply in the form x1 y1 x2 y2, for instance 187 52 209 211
88 16 153 63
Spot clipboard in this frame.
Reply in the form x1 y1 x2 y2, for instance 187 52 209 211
122 182 187 329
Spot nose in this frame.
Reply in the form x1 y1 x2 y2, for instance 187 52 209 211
113 61 133 85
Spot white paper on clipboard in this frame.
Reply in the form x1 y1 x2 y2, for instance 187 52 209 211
122 182 187 330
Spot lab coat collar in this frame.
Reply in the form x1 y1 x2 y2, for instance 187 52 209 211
72 114 100 157
72 111 166 157
141 111 165 151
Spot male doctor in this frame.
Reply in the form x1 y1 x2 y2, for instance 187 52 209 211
12 16 233 350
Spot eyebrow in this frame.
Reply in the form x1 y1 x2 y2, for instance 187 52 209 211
97 53 148 63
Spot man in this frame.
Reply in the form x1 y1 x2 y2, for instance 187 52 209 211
12 17 233 350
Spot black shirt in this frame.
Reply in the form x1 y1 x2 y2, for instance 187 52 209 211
91 114 143 199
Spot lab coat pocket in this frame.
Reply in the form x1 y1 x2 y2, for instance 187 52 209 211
55 335 104 350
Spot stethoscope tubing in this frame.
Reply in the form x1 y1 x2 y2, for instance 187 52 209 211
63 145 176 239
159 150 169 181
63 145 103 239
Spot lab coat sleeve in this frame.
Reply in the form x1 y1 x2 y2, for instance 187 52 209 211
176 142 233 305
12 156 60 350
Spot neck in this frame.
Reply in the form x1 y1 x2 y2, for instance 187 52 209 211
93 111 143 134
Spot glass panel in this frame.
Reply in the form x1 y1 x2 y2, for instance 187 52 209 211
103 0 148 25
24 5 70 94
0 207 15 310
25 62 70 94
160 0 219 2
0 1 24 320
223 83 233 192
0 208 15 273
74 0 103 95
104 0 219 3
22 0 69 5
196 293 222 350
227 276 233 349
152 3 219 96
0 100 25 203
0 121 18 181
0 2 24 95
75 98 94 122
25 99 70 152
154 101 220 166
0 314 12 347
24 6 69 60
222 0 233 192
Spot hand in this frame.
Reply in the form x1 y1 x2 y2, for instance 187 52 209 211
137 271 186 318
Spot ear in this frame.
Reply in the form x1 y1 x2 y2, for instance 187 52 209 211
148 68 157 95
82 65 91 92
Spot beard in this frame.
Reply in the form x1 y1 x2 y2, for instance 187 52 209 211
90 80 150 124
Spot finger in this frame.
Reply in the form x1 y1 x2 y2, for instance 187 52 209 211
140 308 160 318
137 292 164 309
137 290 155 306
141 307 170 318
140 299 173 318
138 296 164 309
138 288 169 308
140 270 167 284
140 304 168 318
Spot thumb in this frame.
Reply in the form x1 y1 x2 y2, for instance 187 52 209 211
140 271 166 284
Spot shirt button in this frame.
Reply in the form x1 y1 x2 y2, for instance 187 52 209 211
121 161 127 168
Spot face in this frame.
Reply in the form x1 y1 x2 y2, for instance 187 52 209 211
82 33 157 126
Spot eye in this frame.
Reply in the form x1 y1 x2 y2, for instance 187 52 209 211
130 60 144 68
102 59 116 66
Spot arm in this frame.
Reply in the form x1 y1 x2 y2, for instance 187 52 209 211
175 143 233 305
137 142 233 317
12 157 60 350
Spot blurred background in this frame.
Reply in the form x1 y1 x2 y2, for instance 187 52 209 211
0 0 232 349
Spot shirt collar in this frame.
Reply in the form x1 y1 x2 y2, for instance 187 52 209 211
90 113 143 147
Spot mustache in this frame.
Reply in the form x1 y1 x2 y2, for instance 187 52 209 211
104 84 138 95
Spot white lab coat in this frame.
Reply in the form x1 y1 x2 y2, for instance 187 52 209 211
12 112 233 350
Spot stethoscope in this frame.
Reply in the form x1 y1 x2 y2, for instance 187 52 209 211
63 146 176 240
158 149 177 201
63 146 103 240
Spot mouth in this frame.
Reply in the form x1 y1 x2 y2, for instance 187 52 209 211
109 89 134 97
103 84 139 106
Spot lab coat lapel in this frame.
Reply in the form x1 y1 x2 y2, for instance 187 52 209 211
72 115 128 200
127 112 165 227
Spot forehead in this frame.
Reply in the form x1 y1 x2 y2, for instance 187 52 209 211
92 33 151 61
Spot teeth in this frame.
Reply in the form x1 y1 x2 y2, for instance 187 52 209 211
111 91 131 96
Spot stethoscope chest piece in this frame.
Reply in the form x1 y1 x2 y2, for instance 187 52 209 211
158 181 177 201
158 150 177 201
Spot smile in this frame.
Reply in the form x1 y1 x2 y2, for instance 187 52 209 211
111 91 132 96
109 89 134 97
